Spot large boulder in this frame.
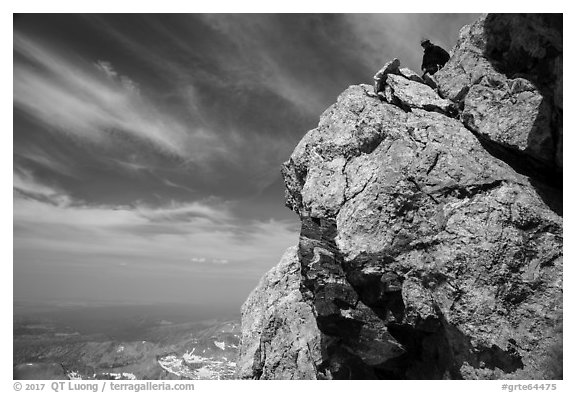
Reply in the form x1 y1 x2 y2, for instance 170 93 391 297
237 13 562 380
280 82 562 379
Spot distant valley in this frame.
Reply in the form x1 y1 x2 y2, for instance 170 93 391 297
13 302 240 380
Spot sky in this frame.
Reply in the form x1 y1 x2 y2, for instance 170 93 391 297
13 13 480 310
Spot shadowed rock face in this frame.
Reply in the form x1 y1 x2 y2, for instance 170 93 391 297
436 14 562 174
237 13 562 380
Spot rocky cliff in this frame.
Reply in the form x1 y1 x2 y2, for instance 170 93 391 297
237 14 562 380
236 246 322 379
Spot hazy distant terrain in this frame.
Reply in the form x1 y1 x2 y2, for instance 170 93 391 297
13 302 240 380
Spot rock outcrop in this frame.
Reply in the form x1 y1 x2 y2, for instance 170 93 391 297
236 246 322 379
436 14 562 172
237 14 562 380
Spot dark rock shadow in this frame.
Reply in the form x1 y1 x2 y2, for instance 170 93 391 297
298 215 524 379
377 316 523 380
343 253 524 379
482 14 562 215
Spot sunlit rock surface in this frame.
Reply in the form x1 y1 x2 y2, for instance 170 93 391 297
238 13 562 380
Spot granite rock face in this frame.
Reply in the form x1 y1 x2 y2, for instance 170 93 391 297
237 13 562 380
236 246 322 380
435 14 562 170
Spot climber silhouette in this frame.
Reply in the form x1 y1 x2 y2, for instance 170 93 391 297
420 39 450 77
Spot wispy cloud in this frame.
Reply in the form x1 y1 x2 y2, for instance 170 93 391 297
95 60 140 94
197 14 335 115
96 14 338 116
13 33 225 164
190 257 229 265
13 169 71 205
15 146 79 180
14 174 299 278
13 30 310 194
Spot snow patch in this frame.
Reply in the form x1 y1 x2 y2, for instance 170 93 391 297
183 352 209 363
105 372 136 380
67 370 82 380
